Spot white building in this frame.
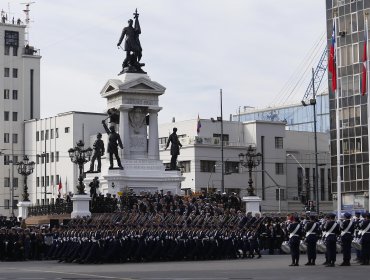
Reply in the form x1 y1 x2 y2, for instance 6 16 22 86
159 119 332 212
24 111 106 206
0 17 41 216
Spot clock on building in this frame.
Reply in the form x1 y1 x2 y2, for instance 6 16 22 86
4 31 19 47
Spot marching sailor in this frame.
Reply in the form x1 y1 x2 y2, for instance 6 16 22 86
360 212 370 265
304 214 319 266
287 214 301 266
323 213 340 267
339 212 355 266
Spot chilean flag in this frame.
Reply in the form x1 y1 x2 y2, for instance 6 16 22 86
58 179 62 193
362 27 368 95
328 20 337 92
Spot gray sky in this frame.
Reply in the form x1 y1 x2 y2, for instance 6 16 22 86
1 0 327 124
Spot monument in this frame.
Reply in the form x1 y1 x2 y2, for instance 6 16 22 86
86 9 183 195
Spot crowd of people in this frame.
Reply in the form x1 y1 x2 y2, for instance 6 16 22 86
0 191 369 266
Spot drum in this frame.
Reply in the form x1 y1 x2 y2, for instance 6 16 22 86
316 239 326 253
281 241 291 254
299 240 307 253
351 238 362 250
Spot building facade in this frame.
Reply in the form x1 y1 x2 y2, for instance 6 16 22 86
0 17 41 216
24 112 106 206
326 0 370 212
159 119 332 212
233 92 330 133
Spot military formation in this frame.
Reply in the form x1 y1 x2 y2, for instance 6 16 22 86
1 192 370 265
284 211 370 267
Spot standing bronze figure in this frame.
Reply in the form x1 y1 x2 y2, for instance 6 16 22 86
102 120 124 169
117 9 145 74
165 127 182 170
89 133 105 172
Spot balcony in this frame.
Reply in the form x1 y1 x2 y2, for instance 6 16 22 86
159 136 245 150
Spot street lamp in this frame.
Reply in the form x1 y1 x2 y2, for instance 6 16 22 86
68 140 92 195
286 153 309 206
239 145 262 196
16 155 35 201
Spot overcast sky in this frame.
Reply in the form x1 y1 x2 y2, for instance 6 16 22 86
1 0 327 124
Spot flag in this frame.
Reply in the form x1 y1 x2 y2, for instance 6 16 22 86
58 179 62 193
328 20 337 91
197 114 201 134
362 23 368 95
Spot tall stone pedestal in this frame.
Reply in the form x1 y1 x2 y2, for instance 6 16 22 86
17 201 32 220
71 194 91 218
87 72 183 195
242 196 262 216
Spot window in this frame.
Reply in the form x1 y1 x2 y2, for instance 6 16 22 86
13 156 18 163
12 68 18 78
45 130 49 140
12 90 18 100
4 68 10 77
51 129 54 139
200 160 216 172
275 137 283 149
275 163 284 175
4 199 10 210
55 128 59 138
36 131 39 141
276 189 285 201
356 137 361 153
4 133 10 143
12 112 17 121
178 161 191 173
46 176 49 186
13 177 18 188
225 161 239 174
51 152 54 162
51 175 54 186
4 45 10 55
4 111 9 121
36 155 39 164
65 127 70 133
12 134 18 143
213 134 229 142
13 47 18 56
40 154 44 164
4 177 10 188
41 176 44 187
353 43 359 63
41 131 44 140
320 168 325 201
351 12 358 33
4 89 9 99
4 155 10 165
36 177 40 187
56 151 59 162
56 175 60 185
46 153 49 163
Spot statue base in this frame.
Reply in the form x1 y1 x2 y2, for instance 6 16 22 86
17 201 32 220
71 194 91 218
242 196 262 216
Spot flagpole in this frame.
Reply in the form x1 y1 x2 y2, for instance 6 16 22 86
365 14 370 212
333 15 341 219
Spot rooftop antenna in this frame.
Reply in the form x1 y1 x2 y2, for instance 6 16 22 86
21 1 35 44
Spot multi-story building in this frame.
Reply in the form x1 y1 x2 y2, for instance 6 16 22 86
233 91 330 133
0 14 41 216
24 111 106 206
159 119 332 212
326 0 370 211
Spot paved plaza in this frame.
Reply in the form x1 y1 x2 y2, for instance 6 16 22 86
0 254 367 280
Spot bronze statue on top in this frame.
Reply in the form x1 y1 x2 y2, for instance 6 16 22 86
117 9 146 74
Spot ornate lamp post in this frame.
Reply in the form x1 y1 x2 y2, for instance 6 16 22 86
68 140 92 195
239 145 262 196
16 155 35 201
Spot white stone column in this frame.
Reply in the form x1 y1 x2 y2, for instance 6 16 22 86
119 106 131 159
148 108 160 159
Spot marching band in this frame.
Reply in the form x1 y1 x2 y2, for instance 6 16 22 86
283 212 370 267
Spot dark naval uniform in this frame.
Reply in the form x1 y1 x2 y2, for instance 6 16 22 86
360 214 370 265
304 217 319 265
340 213 355 266
323 214 340 267
287 219 301 266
